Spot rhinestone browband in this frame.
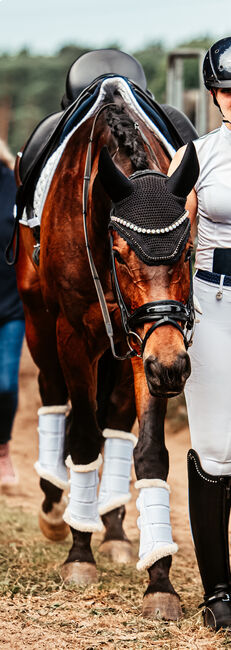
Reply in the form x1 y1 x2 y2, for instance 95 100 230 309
110 210 189 235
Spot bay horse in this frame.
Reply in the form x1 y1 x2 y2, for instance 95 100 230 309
15 76 198 620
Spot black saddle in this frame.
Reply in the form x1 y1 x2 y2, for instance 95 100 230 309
17 49 198 221
62 48 147 107
19 49 147 184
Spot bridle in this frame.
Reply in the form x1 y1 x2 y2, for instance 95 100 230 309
83 104 195 361
110 233 195 358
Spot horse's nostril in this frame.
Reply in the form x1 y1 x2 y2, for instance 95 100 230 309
179 352 191 380
144 352 191 393
145 356 161 385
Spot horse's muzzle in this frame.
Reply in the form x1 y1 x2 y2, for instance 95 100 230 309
144 352 191 397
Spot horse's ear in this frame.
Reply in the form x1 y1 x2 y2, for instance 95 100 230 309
98 146 133 202
166 141 199 200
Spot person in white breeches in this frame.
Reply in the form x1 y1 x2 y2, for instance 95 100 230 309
168 37 231 631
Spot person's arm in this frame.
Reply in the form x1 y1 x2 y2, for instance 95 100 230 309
168 146 198 245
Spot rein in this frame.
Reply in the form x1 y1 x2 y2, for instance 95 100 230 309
83 105 195 360
83 103 133 361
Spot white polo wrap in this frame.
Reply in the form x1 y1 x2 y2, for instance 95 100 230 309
34 405 69 489
136 478 178 570
98 429 137 516
63 454 103 532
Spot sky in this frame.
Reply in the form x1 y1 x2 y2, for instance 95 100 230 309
0 0 231 55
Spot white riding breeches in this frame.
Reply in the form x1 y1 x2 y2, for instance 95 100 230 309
185 275 231 475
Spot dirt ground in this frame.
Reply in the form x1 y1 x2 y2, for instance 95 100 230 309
0 342 229 649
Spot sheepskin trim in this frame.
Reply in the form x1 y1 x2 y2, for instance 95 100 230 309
103 428 137 447
136 542 178 571
38 405 69 416
39 496 68 524
135 478 170 492
65 453 102 472
34 461 69 490
98 493 131 515
63 508 103 533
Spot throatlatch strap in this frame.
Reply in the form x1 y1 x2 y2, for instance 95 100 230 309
98 429 136 515
63 454 103 532
34 405 69 489
135 479 178 570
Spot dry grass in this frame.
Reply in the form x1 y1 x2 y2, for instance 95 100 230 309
0 499 230 649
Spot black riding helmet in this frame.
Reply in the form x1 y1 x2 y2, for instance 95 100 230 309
203 37 231 89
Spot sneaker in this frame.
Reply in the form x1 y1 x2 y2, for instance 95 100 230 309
0 442 18 487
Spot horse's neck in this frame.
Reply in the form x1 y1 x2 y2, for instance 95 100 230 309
144 132 171 174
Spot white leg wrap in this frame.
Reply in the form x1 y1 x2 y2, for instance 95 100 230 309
63 454 103 532
135 478 178 571
98 428 137 515
34 405 69 489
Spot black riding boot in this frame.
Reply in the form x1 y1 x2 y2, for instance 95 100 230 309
188 449 231 631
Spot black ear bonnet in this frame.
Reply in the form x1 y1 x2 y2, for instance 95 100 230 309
98 142 199 265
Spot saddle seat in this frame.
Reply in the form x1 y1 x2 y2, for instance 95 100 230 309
63 48 147 107
17 49 198 220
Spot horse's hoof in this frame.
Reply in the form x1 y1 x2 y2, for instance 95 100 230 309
142 592 183 621
98 540 133 564
39 496 70 541
60 561 98 585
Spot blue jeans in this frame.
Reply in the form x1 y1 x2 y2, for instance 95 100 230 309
0 319 25 443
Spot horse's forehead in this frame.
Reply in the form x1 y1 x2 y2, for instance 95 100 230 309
115 234 171 272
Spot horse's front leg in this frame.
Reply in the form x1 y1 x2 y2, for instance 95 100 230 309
132 358 182 621
56 315 104 585
97 353 136 563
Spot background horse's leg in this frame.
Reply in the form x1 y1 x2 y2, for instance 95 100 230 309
132 358 182 621
97 351 136 563
56 315 104 585
27 309 70 541
17 261 69 540
39 478 69 541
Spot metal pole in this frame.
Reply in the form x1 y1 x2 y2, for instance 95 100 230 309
166 49 208 135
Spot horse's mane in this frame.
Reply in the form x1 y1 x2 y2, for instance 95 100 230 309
106 105 149 171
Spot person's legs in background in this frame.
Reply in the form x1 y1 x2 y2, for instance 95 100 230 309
0 319 25 486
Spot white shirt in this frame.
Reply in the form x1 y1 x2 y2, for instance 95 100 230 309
193 123 231 271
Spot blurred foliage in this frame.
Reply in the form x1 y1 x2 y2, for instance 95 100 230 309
0 37 214 153
133 42 167 102
178 37 214 90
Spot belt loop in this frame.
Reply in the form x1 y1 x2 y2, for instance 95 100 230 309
216 274 225 301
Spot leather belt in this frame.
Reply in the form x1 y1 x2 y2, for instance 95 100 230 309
195 269 231 287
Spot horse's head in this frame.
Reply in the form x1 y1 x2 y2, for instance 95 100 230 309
98 142 199 397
